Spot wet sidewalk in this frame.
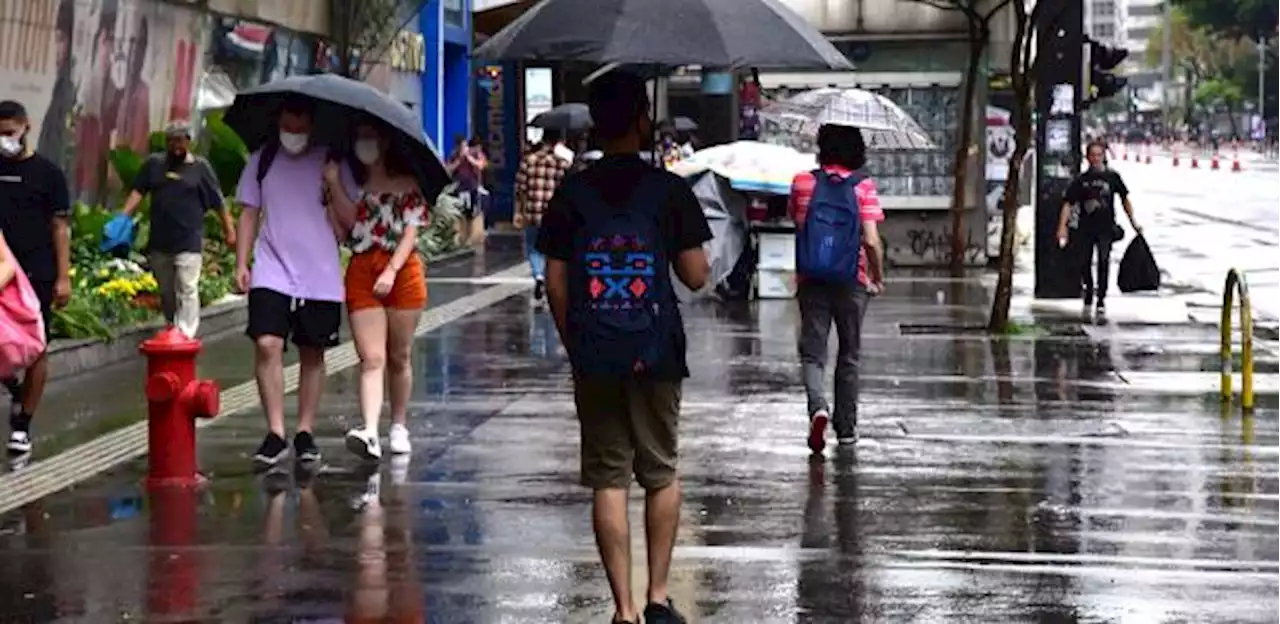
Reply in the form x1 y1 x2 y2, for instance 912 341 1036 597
0 241 525 462
1 269 1276 622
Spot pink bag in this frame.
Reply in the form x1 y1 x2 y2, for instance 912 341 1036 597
0 245 47 379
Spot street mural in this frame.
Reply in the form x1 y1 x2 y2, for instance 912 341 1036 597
0 0 208 202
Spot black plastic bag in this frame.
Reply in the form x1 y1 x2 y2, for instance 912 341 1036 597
1118 234 1161 293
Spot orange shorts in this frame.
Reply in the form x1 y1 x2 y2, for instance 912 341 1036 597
345 250 427 311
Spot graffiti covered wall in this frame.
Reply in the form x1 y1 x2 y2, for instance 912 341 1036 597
0 0 208 203
880 211 986 267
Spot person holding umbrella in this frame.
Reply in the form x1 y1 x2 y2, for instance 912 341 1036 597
234 96 359 470
323 117 429 461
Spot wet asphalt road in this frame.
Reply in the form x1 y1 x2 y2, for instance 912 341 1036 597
0 269 1275 623
1109 158 1280 323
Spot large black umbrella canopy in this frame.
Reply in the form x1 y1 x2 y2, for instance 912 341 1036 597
475 0 852 70
224 73 450 198
531 103 592 131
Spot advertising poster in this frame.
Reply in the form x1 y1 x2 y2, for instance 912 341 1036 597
523 66 552 145
985 75 1015 259
0 0 208 202
475 63 520 223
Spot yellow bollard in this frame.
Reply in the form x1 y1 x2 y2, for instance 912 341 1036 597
1220 269 1255 411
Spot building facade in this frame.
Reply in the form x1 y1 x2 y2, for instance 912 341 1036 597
1085 0 1126 45
421 0 473 154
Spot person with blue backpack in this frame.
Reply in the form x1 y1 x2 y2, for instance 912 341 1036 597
789 124 886 455
536 71 711 624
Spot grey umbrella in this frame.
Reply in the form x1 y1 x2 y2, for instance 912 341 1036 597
475 0 852 70
530 103 592 131
224 73 449 196
671 116 699 133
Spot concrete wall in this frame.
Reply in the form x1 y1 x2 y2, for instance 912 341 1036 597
207 0 327 37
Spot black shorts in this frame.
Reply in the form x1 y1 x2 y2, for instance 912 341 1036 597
245 288 342 350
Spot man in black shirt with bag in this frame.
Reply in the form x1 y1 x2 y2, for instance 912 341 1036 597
1056 140 1143 315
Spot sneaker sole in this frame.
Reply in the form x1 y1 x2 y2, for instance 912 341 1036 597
345 433 381 461
252 451 288 470
807 414 828 454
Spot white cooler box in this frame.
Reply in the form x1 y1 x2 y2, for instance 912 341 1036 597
755 269 797 299
756 232 796 271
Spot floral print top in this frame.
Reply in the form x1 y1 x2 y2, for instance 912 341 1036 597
349 190 428 254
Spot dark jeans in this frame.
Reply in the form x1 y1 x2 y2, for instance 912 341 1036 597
1077 235 1113 302
797 281 871 437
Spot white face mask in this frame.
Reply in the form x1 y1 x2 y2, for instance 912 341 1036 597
354 139 381 165
279 131 309 155
0 135 22 158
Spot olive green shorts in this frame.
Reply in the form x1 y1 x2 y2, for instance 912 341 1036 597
573 377 682 491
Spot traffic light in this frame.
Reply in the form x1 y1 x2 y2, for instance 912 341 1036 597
1083 37 1129 109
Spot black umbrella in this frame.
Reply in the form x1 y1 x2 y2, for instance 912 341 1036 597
224 73 449 197
475 0 852 70
530 103 592 131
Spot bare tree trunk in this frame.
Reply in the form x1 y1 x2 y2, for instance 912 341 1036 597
988 1 1036 332
950 21 986 273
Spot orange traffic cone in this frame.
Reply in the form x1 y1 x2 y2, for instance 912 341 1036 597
1172 147 1180 167
1191 153 1199 168
1211 152 1221 170
1231 149 1242 172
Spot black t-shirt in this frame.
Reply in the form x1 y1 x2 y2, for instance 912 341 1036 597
133 154 225 254
536 155 713 380
1064 167 1128 235
0 153 71 281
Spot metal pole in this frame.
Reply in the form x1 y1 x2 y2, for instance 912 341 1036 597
1260 37 1267 139
1161 0 1173 125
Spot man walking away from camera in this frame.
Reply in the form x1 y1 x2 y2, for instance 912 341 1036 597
537 71 711 624
0 100 72 458
1056 140 1142 315
789 124 886 454
515 128 570 307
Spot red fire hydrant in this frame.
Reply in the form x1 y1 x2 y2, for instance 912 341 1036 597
139 328 220 488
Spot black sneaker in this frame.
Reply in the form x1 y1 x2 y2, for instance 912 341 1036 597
533 278 545 305
7 412 32 455
293 431 321 464
252 433 289 470
643 600 687 624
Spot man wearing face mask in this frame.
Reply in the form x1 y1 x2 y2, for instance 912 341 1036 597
0 101 72 457
235 97 359 470
120 121 235 338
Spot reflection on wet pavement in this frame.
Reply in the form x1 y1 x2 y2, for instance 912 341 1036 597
0 276 1275 622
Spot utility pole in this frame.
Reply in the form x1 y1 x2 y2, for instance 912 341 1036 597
1161 0 1173 126
1033 0 1085 299
1260 36 1267 139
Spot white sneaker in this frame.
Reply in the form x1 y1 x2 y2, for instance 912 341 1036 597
388 424 412 455
344 427 382 461
7 430 31 454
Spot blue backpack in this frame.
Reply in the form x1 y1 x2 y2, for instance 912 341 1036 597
795 169 863 283
565 176 675 376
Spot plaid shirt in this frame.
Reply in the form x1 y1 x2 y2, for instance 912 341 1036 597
515 147 569 226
